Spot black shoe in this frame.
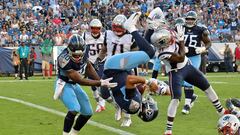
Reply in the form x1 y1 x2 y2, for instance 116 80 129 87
182 104 191 115
25 78 28 80
190 94 198 107
19 78 23 80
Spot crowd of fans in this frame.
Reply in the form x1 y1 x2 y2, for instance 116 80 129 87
0 0 240 48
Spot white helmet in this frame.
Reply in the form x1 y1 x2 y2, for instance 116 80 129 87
150 29 174 49
217 114 240 135
112 14 127 36
89 19 102 37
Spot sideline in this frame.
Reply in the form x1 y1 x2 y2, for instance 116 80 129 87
0 96 135 135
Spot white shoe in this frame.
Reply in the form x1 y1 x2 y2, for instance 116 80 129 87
121 117 132 127
95 103 105 113
115 106 122 121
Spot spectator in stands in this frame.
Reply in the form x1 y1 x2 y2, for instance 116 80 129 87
235 30 240 41
235 41 240 73
29 47 37 77
40 34 53 79
223 44 234 73
11 49 20 79
20 30 29 43
17 41 30 80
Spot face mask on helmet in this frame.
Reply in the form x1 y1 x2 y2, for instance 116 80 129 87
138 96 158 122
217 114 240 135
185 11 197 28
150 29 173 49
90 19 102 37
67 34 86 63
112 14 127 36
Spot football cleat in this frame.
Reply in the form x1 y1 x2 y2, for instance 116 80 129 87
182 104 191 115
164 130 172 135
115 106 122 121
121 117 132 127
95 104 106 113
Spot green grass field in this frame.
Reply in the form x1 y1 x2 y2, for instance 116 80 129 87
0 73 239 135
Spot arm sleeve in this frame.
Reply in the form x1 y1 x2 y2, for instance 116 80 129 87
144 29 154 43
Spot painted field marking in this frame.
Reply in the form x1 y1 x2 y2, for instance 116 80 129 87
0 96 135 135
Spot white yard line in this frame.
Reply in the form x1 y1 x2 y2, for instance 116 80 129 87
0 80 55 83
0 96 135 135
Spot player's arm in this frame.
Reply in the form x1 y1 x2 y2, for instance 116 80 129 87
85 60 100 80
126 75 158 94
98 32 107 60
202 29 212 49
169 25 185 63
66 69 101 86
168 41 185 63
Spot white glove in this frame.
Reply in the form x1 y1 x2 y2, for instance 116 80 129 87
123 12 141 33
176 25 185 42
185 47 189 53
100 77 118 88
195 47 206 54
146 7 166 30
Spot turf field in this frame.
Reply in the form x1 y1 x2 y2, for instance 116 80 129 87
0 73 239 135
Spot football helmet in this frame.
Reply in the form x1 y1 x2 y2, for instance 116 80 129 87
112 14 127 36
89 19 102 37
218 114 240 135
175 17 185 27
150 29 174 49
67 34 86 63
185 11 197 28
138 96 158 122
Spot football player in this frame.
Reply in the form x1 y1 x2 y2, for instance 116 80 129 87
53 34 117 135
182 11 212 115
98 14 138 127
100 12 159 123
218 114 240 135
218 98 240 135
150 26 226 135
83 18 106 113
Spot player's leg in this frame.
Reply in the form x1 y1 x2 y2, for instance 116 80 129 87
184 64 226 115
59 83 80 135
89 62 106 112
164 71 182 135
152 57 161 78
182 55 201 114
69 84 93 135
100 75 122 121
104 51 151 72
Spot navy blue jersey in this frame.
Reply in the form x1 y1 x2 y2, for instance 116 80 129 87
57 48 88 84
184 25 206 57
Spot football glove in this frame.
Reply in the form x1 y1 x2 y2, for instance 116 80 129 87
146 7 166 30
123 12 141 33
176 25 185 42
195 46 206 54
100 77 118 88
185 47 189 53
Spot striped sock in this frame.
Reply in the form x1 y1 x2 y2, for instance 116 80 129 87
212 99 224 113
166 121 173 131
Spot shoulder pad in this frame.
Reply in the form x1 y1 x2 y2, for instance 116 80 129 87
58 53 70 69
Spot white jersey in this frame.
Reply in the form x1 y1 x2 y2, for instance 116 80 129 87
158 44 188 73
104 30 136 58
83 32 105 63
